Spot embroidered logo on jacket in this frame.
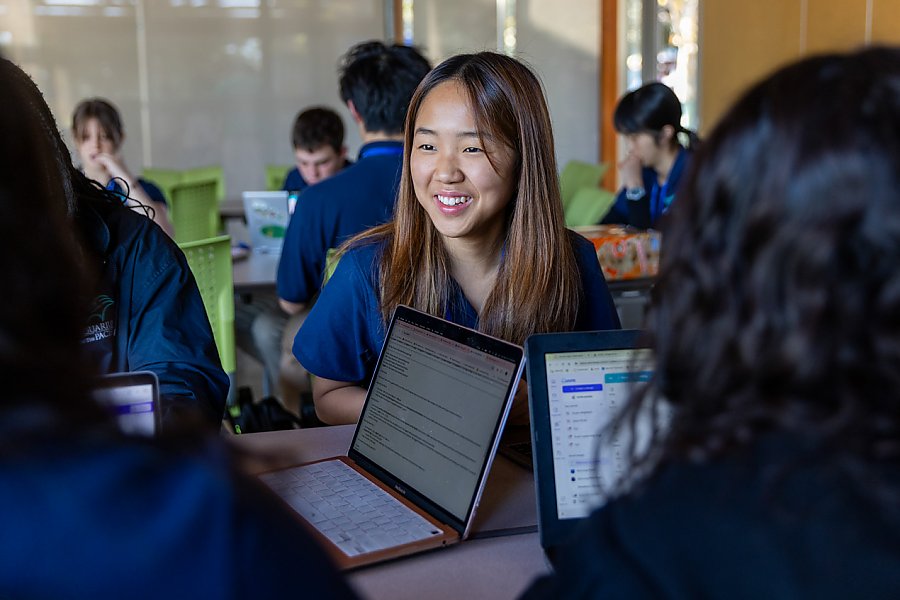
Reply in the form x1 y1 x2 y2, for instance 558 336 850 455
83 294 117 343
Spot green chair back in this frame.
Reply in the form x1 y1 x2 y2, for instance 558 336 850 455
141 167 185 202
266 164 292 192
564 187 617 227
178 235 236 374
183 165 225 204
323 247 340 287
169 178 219 244
560 160 609 210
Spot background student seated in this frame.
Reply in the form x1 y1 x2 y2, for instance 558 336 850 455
282 106 351 192
237 106 351 412
0 56 354 599
295 52 620 426
601 82 699 229
524 46 900 599
72 98 174 237
276 40 431 415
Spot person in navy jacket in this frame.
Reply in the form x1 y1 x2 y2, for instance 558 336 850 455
524 47 900 599
295 53 620 425
8 61 227 429
602 82 699 229
0 57 355 599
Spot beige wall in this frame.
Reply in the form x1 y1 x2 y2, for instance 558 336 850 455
699 0 900 133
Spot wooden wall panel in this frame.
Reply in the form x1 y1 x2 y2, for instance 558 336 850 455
699 0 802 133
806 0 868 53
871 0 900 45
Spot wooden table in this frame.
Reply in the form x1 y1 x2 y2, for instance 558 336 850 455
231 425 550 599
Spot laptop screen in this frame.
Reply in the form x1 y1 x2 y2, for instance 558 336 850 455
351 307 523 524
544 347 654 520
91 372 159 436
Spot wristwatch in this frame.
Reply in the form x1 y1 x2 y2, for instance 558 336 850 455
625 187 646 201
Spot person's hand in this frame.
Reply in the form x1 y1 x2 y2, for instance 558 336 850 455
94 152 134 184
618 153 644 190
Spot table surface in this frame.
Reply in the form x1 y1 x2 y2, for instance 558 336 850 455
220 197 245 219
231 425 550 599
232 250 279 292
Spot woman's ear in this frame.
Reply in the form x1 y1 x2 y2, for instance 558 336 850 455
658 124 676 147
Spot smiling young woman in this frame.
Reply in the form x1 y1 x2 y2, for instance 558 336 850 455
293 52 621 425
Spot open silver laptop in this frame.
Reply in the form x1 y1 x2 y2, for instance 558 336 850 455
259 305 525 569
242 191 289 254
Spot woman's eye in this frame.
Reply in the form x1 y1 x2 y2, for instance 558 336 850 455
463 146 483 153
418 144 435 151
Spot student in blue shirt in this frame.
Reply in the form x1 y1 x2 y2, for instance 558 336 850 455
602 82 699 229
241 106 352 409
72 98 174 237
281 106 351 192
277 41 431 316
275 41 430 415
295 52 621 425
524 47 900 599
0 56 354 599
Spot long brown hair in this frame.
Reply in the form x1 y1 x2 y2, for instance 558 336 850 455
346 52 580 345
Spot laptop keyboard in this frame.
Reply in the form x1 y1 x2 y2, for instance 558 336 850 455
259 460 444 557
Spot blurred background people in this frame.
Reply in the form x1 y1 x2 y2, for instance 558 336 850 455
602 82 699 229
72 98 174 237
282 106 351 192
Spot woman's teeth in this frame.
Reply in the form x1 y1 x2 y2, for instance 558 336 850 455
437 195 472 206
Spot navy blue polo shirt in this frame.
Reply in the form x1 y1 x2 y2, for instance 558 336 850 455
294 231 621 385
277 141 403 304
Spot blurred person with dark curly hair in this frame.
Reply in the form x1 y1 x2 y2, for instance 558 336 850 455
525 46 900 599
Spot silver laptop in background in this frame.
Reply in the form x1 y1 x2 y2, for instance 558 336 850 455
242 191 289 254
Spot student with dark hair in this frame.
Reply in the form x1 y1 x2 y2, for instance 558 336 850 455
275 41 431 414
3 60 227 429
240 106 352 409
72 98 174 237
602 82 699 229
0 57 354 599
296 52 620 425
524 47 900 598
281 106 350 192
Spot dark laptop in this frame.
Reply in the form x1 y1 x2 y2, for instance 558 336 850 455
259 305 525 569
526 329 654 561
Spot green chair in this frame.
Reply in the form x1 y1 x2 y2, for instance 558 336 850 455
560 160 609 211
169 178 220 244
178 235 236 377
564 187 617 227
266 165 292 192
141 167 185 202
183 165 225 205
